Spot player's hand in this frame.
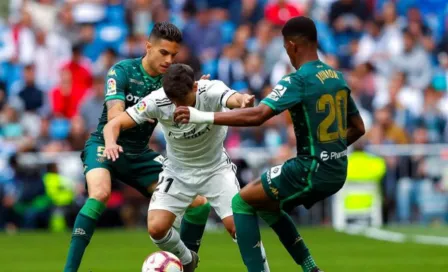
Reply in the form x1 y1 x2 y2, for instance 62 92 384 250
104 143 124 162
240 94 255 108
200 74 211 80
174 106 190 124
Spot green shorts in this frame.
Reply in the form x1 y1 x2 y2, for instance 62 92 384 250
81 137 164 198
261 157 346 211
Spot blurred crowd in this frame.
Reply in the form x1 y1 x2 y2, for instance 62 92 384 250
1 0 448 231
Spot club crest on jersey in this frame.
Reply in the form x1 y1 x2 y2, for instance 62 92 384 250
107 78 117 95
136 101 147 113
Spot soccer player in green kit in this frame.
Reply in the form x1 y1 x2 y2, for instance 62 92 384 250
63 22 210 272
174 16 366 272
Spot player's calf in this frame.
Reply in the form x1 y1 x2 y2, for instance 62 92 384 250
64 168 112 272
148 209 195 267
180 196 211 253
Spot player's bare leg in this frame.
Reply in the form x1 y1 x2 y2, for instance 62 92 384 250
148 209 198 271
232 179 320 272
64 168 112 272
149 181 211 254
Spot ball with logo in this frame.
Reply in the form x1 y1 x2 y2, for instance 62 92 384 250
142 251 183 272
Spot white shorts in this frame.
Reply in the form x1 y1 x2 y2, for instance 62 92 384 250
148 155 240 220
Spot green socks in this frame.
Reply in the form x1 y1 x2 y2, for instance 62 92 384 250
64 198 105 272
232 194 265 272
180 202 211 253
260 211 317 272
233 192 318 272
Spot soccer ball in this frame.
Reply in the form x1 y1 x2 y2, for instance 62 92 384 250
142 251 183 272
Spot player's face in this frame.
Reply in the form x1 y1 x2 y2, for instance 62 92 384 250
146 39 180 74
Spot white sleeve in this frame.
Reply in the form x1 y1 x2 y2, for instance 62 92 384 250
203 80 237 107
126 95 160 125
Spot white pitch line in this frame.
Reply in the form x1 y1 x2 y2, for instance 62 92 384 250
341 225 448 246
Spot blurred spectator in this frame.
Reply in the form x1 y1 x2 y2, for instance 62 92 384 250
374 72 422 131
217 44 245 87
50 69 85 119
246 20 273 56
54 3 80 44
392 30 432 90
17 65 44 113
120 34 145 59
128 0 152 36
329 0 369 66
34 29 71 91
396 127 432 223
353 18 403 74
80 76 105 133
24 0 58 33
175 45 202 80
243 53 268 99
264 0 303 27
418 87 446 143
183 4 224 61
403 7 434 53
93 48 119 77
78 24 104 62
68 116 88 151
368 106 409 145
0 9 35 65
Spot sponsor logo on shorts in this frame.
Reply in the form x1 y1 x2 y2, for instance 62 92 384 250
270 165 282 179
106 78 117 95
153 155 165 164
320 150 348 161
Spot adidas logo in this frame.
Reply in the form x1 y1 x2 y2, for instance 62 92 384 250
73 228 87 236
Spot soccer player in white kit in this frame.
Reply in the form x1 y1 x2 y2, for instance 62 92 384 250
103 64 269 272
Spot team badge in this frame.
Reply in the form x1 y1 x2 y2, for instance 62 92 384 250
107 78 117 95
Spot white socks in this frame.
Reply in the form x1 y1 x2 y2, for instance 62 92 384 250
151 228 192 265
260 242 270 272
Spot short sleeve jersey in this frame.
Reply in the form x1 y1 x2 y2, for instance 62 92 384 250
92 58 162 152
261 60 359 171
126 80 236 168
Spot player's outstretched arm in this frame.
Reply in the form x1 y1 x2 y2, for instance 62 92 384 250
226 93 255 109
174 104 275 127
346 113 365 146
106 100 126 121
103 112 139 161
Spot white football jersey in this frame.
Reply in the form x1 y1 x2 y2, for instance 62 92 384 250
126 80 236 168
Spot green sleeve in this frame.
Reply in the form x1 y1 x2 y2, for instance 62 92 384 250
261 74 304 114
104 65 127 102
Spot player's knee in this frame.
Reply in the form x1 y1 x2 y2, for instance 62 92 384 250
147 221 171 240
189 195 208 208
231 193 254 214
88 188 110 204
185 201 211 225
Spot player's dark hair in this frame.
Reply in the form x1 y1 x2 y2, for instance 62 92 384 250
149 22 183 43
163 64 195 102
282 16 317 44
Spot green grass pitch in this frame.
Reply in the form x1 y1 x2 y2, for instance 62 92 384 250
0 227 446 271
